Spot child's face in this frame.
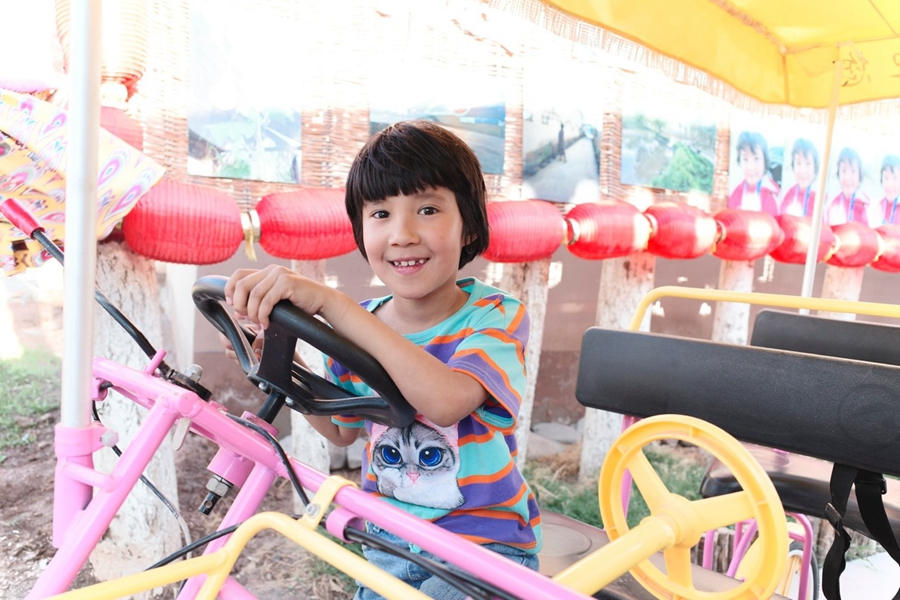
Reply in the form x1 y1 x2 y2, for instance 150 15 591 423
361 186 465 304
792 152 816 188
739 147 765 186
838 160 861 195
883 167 900 198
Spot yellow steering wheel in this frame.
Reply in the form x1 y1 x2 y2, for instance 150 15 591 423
555 414 788 599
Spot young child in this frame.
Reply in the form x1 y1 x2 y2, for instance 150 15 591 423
225 120 541 599
876 155 900 225
728 131 780 216
779 138 819 217
826 147 871 226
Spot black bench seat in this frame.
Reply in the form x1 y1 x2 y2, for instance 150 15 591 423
576 328 900 478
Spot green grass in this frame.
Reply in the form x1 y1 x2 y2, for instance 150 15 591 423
526 445 708 529
308 528 365 595
0 350 61 449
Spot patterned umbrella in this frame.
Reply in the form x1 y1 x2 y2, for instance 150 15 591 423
0 88 164 274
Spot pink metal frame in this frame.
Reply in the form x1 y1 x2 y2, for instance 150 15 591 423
699 514 815 600
29 354 591 600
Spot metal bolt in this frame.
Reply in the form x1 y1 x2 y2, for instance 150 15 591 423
304 503 320 518
185 364 203 382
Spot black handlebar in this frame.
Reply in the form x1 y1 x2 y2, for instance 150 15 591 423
191 276 415 427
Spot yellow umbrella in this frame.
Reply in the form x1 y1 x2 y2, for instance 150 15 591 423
545 0 900 107
544 0 900 295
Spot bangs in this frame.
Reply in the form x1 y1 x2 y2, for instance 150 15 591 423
347 153 453 204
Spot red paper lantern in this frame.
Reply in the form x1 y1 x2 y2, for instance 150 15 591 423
712 209 784 261
482 200 565 262
645 203 718 259
100 106 142 150
257 188 356 260
826 222 882 268
123 179 243 264
565 201 651 259
769 214 836 264
872 224 900 272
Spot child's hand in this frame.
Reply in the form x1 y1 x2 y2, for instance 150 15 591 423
225 264 333 330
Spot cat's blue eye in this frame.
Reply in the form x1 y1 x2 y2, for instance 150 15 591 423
419 447 443 467
378 445 402 465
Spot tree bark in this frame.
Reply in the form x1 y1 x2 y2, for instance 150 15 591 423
818 265 864 321
90 242 180 598
711 260 755 345
579 252 655 482
289 260 332 512
499 259 551 466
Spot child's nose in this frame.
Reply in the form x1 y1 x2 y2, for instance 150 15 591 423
389 214 419 245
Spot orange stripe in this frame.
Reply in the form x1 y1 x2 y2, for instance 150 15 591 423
473 296 504 313
457 461 514 486
477 328 526 365
454 348 522 405
458 430 497 445
507 303 526 334
464 508 526 525
335 371 364 384
429 328 476 346
455 533 538 550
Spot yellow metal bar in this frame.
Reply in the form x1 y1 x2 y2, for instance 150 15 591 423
48 554 228 600
301 474 357 529
49 512 429 600
630 286 900 331
552 517 674 594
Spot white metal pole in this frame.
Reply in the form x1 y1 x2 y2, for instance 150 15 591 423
800 50 843 300
61 0 102 428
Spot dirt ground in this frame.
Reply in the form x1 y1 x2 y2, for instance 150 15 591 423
0 266 354 599
0 412 356 599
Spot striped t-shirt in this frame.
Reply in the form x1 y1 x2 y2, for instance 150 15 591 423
327 277 542 553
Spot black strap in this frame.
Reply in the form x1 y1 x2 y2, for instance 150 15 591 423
822 464 900 600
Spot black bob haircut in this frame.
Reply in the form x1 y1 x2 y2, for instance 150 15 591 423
344 120 489 269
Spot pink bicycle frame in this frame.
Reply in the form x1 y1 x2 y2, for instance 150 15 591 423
31 355 590 600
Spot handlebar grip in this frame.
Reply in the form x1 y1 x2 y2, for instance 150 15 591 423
0 198 44 237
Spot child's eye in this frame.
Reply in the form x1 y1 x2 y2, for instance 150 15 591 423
418 206 438 215
369 209 389 219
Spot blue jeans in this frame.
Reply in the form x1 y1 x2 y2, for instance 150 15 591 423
353 523 539 600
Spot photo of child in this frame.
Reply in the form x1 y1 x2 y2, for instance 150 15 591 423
779 138 819 217
728 131 781 216
876 155 900 225
826 147 872 226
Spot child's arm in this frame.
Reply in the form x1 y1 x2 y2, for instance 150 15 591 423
225 265 488 427
304 415 361 446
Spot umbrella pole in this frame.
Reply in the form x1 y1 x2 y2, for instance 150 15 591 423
61 0 102 428
800 52 842 301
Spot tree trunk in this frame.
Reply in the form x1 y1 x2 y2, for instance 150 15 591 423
90 242 180 598
711 260 755 345
289 260 332 512
499 259 551 466
579 252 655 482
818 265 864 321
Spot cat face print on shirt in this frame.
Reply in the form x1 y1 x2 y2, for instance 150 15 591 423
369 419 464 510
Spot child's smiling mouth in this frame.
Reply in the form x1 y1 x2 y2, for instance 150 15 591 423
390 258 428 268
